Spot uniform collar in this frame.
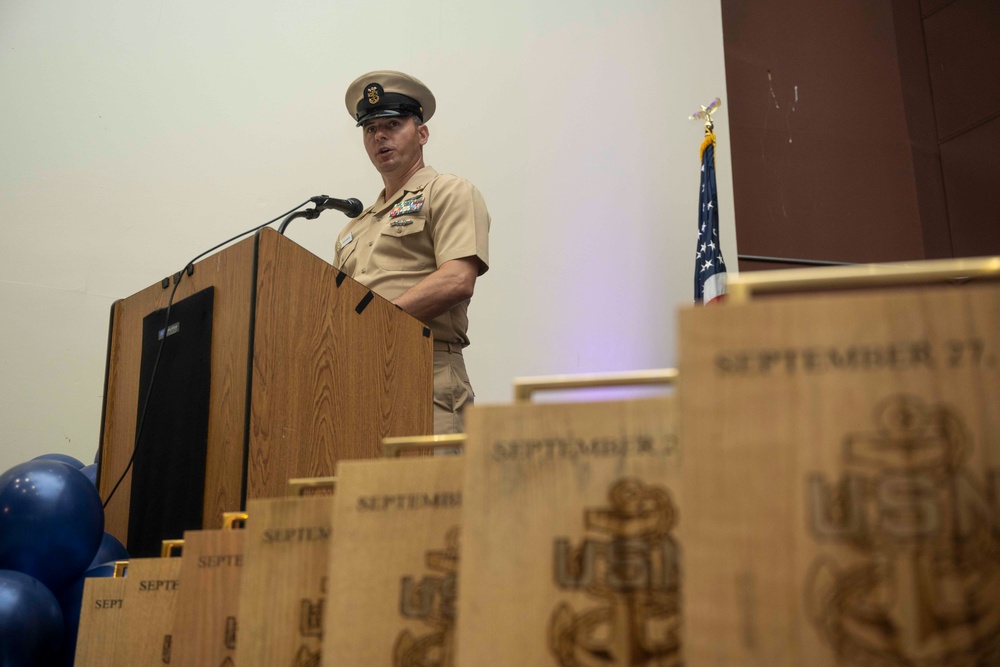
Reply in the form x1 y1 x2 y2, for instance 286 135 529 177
371 165 438 216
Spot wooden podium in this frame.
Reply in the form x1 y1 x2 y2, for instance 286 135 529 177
97 228 433 546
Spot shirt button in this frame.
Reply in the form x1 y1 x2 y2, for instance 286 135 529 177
375 216 382 222
368 241 373 246
361 268 367 274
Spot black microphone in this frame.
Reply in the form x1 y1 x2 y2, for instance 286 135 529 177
310 195 364 218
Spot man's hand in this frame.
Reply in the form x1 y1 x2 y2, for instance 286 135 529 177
392 257 481 322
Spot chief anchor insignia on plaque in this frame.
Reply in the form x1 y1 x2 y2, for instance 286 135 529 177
806 395 1000 666
394 526 460 667
548 478 682 667
293 597 323 666
292 645 320 667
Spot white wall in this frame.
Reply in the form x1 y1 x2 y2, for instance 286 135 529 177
0 0 735 473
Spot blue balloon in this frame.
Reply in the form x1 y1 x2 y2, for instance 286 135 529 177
0 460 104 592
84 562 118 578
87 532 128 571
0 570 65 666
56 562 117 666
31 453 85 469
80 463 98 487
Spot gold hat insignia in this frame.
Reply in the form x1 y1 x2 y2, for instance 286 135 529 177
366 85 380 105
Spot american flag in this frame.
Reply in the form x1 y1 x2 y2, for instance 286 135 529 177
694 131 727 304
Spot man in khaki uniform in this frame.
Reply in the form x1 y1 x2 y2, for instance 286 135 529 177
335 70 491 434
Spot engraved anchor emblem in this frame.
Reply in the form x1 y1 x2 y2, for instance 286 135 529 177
292 597 324 666
549 479 682 667
394 526 460 667
806 395 1000 666
299 598 324 638
293 645 321 667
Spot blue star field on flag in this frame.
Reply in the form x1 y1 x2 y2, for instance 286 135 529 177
694 131 727 303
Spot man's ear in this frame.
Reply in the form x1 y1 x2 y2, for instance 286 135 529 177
418 123 429 146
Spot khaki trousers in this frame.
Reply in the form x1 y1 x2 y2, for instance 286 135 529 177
433 343 474 436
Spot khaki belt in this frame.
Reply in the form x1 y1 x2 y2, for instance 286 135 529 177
433 340 463 353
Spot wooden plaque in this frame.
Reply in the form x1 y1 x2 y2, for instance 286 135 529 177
74 577 127 667
113 556 183 665
323 456 464 666
455 397 682 666
234 495 333 667
170 528 245 666
678 282 1000 665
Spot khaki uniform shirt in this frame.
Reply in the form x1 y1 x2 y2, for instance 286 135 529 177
333 166 490 347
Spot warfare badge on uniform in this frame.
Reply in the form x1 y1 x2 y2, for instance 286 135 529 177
389 197 424 218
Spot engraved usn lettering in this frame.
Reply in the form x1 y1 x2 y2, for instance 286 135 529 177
809 471 1000 542
553 537 679 592
261 527 331 543
356 492 462 512
138 580 179 592
956 471 1000 535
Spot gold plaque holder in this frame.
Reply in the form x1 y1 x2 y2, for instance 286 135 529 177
382 433 467 457
513 368 678 403
727 255 1000 303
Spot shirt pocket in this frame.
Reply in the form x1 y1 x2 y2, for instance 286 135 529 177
375 216 431 271
335 233 360 273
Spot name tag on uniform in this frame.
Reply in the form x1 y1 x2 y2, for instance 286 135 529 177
339 232 353 249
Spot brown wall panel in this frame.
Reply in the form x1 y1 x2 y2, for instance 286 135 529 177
722 0 927 265
892 0 954 258
921 0 957 17
728 126 925 263
924 0 1000 139
939 115 1000 256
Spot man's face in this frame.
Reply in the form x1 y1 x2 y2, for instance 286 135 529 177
362 116 429 178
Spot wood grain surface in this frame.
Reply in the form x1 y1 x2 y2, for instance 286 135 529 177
234 495 334 667
170 528 245 666
678 282 1000 666
456 397 682 666
247 229 433 500
323 456 464 666
101 238 255 542
74 577 128 667
113 556 183 666
101 228 433 544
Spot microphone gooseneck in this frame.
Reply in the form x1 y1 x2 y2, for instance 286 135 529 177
279 194 364 234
